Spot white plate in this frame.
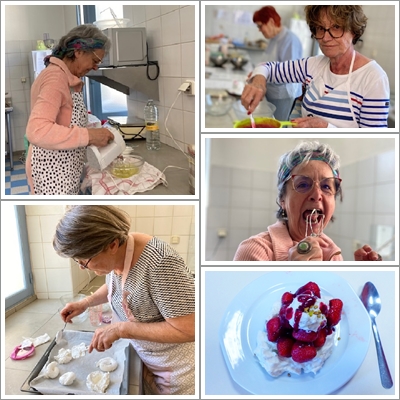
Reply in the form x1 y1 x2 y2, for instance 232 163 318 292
219 271 371 395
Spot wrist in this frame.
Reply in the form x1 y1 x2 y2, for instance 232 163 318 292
116 322 125 339
83 296 91 309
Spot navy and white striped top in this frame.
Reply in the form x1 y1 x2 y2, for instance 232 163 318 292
253 55 390 128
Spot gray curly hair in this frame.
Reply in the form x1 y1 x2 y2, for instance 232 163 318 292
276 141 342 220
46 24 111 66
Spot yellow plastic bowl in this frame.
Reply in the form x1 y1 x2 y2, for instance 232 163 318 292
234 117 296 128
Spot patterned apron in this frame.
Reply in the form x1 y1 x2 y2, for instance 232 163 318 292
31 91 87 194
107 234 195 395
302 50 359 127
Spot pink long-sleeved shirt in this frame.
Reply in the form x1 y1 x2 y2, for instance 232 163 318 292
233 221 343 261
26 57 89 149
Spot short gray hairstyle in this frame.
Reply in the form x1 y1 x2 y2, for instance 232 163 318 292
53 205 130 259
49 24 111 64
276 141 342 220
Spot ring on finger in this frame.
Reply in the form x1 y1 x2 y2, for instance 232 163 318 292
297 241 312 254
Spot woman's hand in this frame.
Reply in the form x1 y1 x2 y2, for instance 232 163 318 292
292 116 328 128
354 245 382 261
88 322 122 353
88 128 115 148
241 75 267 114
288 236 330 261
60 298 89 323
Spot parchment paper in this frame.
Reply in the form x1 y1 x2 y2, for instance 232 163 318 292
30 330 130 395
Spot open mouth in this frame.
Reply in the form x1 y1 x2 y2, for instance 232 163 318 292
303 209 324 224
303 209 326 238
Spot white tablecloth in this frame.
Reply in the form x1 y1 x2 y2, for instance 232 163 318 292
203 269 397 396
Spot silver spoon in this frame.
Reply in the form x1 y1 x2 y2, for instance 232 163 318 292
360 282 393 388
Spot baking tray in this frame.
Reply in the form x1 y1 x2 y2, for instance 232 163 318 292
20 331 130 395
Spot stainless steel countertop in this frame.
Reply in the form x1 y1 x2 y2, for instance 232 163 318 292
123 139 193 196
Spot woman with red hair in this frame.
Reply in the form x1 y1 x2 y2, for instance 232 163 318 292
252 6 303 121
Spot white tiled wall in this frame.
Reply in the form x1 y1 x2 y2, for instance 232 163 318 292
124 4 196 151
4 40 43 152
3 3 197 153
25 205 196 300
206 149 396 262
4 4 74 152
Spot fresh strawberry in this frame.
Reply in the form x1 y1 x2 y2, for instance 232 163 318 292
281 291 294 305
313 327 328 348
266 316 281 342
277 337 295 357
295 281 321 298
292 329 318 343
327 299 343 326
291 341 317 363
279 305 294 329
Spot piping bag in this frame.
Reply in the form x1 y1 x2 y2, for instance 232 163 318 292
86 124 126 171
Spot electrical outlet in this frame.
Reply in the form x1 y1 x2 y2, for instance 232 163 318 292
171 236 180 244
218 228 227 238
185 79 195 96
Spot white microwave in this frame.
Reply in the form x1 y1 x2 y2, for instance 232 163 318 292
101 27 147 67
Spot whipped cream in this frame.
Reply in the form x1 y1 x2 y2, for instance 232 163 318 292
254 329 336 377
287 298 327 332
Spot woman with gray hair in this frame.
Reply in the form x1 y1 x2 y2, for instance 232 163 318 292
55 206 195 394
234 141 382 261
26 24 114 195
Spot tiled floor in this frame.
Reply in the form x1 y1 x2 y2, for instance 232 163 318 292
5 152 29 195
4 276 142 395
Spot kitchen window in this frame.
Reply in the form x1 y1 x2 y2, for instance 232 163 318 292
2 205 34 310
80 5 128 119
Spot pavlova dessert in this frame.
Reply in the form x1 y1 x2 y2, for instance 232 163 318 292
254 281 343 377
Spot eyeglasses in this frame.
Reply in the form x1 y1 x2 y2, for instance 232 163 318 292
313 25 344 39
73 257 92 269
91 51 103 65
288 174 342 195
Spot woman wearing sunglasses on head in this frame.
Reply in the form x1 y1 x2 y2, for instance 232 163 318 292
241 5 390 128
26 24 114 195
234 141 382 262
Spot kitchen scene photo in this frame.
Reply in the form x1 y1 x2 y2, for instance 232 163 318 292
2 203 197 396
203 136 397 263
202 3 396 130
202 268 396 395
3 2 197 196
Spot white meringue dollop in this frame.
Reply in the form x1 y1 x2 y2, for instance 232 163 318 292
54 348 73 364
86 371 110 393
45 361 60 379
71 342 88 359
59 371 76 386
96 356 118 372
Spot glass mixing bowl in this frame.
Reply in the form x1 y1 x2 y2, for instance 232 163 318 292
59 294 88 324
110 155 144 178
205 90 234 116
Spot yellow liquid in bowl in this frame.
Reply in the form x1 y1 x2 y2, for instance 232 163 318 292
111 166 140 178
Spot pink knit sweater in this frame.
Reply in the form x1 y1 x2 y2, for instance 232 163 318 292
26 57 89 149
233 221 343 261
